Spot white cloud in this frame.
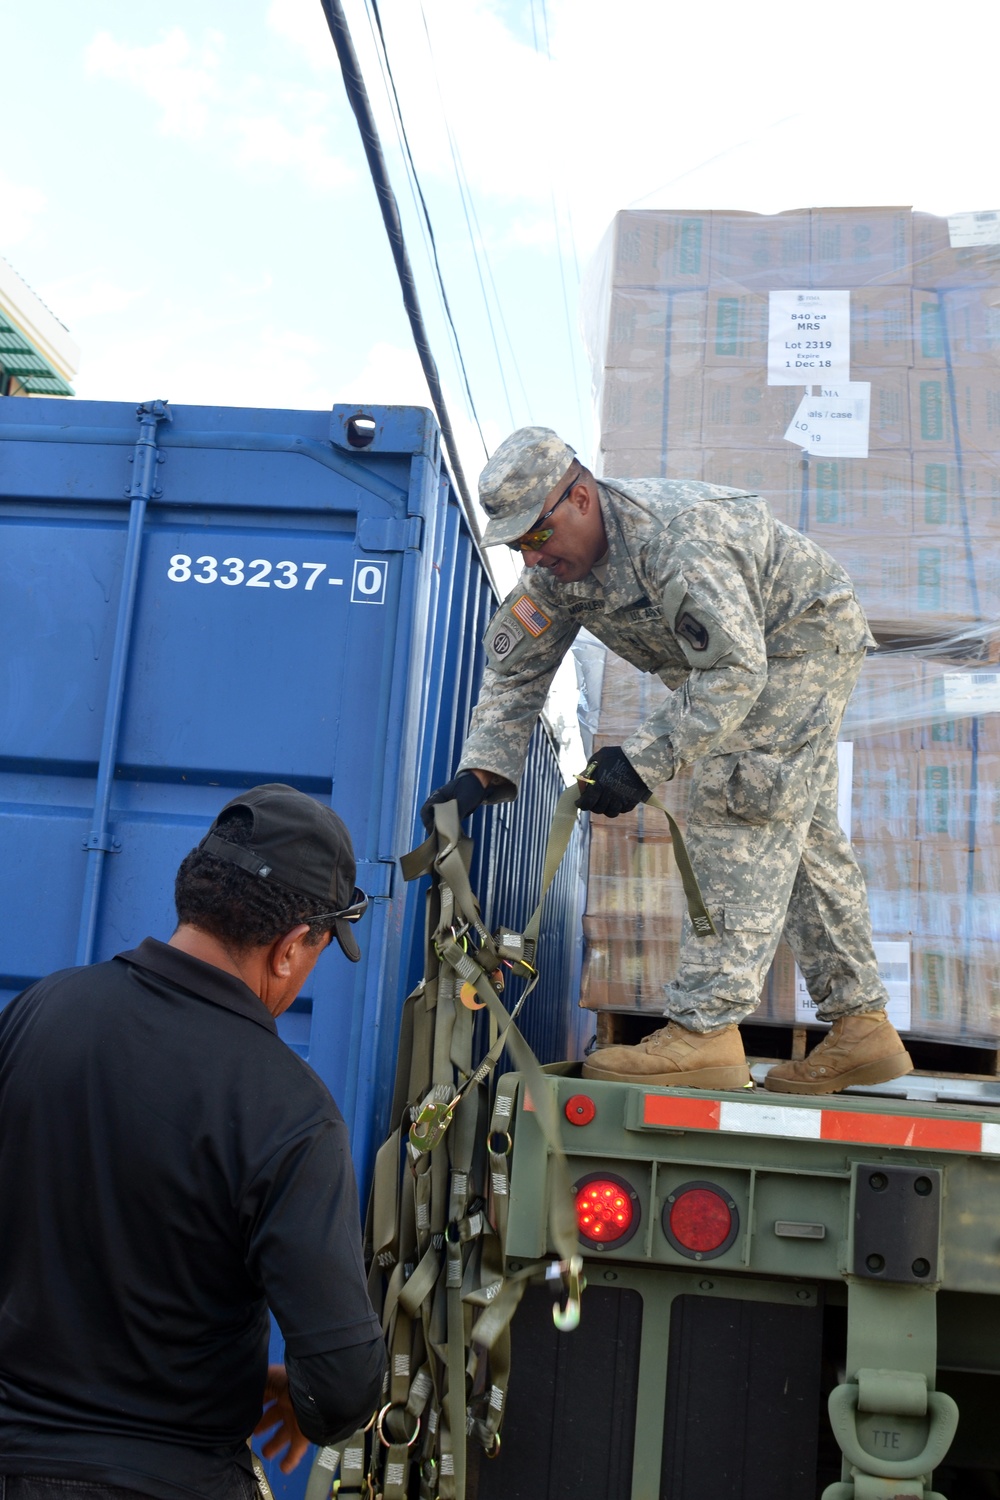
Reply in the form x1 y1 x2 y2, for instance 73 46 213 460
35 274 145 323
70 299 334 412
83 25 353 193
85 28 221 141
226 114 353 192
0 173 48 249
265 0 337 72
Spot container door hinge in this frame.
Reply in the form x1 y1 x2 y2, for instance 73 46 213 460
356 860 395 899
357 516 423 553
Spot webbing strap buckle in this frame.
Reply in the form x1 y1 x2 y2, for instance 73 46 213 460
408 1098 457 1154
550 1254 585 1332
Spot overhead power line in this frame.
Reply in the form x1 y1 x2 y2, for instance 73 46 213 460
364 0 488 458
318 0 479 525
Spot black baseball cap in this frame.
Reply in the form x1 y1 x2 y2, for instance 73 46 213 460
199 783 365 962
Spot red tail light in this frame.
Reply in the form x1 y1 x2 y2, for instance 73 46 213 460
574 1173 640 1250
662 1181 740 1260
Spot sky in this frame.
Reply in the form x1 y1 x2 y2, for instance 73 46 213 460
2 0 996 759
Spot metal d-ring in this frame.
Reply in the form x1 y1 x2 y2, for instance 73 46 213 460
375 1402 421 1450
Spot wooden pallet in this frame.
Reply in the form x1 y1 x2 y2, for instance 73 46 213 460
590 1011 1000 1081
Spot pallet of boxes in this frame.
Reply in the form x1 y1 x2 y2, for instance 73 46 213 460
583 204 1000 1068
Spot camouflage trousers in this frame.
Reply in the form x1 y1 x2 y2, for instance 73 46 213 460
663 646 888 1032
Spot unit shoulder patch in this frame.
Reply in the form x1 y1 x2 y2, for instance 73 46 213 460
511 594 552 638
487 617 525 663
676 611 710 652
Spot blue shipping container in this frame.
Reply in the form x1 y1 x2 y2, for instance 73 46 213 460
0 392 586 1140
0 393 586 1494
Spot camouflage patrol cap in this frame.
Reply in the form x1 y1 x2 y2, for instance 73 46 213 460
479 427 577 547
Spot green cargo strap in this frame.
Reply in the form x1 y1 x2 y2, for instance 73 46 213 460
360 788 591 1500
645 792 716 937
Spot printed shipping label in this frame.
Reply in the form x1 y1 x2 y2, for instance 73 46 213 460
942 671 1000 715
795 940 911 1031
947 211 1000 248
768 289 851 385
784 382 871 458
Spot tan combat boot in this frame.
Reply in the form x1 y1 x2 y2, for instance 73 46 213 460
582 1021 751 1090
764 1009 913 1095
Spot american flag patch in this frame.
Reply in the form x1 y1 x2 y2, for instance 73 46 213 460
511 595 551 637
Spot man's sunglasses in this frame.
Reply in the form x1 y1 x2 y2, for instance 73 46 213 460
311 887 370 925
508 473 580 553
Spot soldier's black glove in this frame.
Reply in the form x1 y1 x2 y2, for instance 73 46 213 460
576 746 651 818
420 771 487 833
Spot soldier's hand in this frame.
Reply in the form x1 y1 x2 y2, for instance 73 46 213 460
420 770 488 833
576 746 651 818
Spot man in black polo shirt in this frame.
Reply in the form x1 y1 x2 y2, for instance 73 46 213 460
0 784 386 1500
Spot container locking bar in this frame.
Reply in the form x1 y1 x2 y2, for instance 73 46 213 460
75 400 172 965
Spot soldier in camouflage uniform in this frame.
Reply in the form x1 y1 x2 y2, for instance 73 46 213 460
422 428 913 1094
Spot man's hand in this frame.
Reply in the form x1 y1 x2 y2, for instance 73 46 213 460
576 746 651 818
254 1363 310 1475
420 770 488 833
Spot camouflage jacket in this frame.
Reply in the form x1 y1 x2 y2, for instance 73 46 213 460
458 479 873 799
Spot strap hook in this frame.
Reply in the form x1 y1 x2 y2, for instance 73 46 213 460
550 1253 585 1332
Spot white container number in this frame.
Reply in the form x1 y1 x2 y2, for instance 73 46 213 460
351 559 388 604
164 553 390 605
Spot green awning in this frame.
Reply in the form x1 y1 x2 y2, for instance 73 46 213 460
0 311 74 395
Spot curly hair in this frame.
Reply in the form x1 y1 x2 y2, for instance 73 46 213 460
174 807 336 951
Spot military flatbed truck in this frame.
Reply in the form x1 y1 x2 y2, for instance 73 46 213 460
471 1062 1000 1500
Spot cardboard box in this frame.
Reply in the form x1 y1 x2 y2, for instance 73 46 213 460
709 210 810 289
705 288 768 366
841 655 924 752
911 452 1000 535
667 291 709 368
851 286 913 367
852 366 910 449
912 370 1000 453
943 287 1000 366
700 448 806 527
963 940 1000 1041
912 289 946 368
700 368 802 449
854 839 920 934
580 928 680 1011
916 749 975 845
600 365 703 449
611 209 711 289
910 939 966 1036
852 750 919 841
809 532 909 633
921 670 1000 751
912 212 1000 288
957 369 1000 452
910 537 980 629
604 289 670 370
909 370 958 450
810 206 913 287
804 453 911 532
597 448 703 481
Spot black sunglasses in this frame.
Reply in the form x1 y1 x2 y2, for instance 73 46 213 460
507 473 579 552
311 887 370 924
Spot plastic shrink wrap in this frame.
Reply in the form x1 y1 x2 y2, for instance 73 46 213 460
580 206 1000 1048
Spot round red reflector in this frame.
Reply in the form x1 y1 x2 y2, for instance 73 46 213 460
662 1181 740 1260
574 1173 640 1250
565 1093 597 1126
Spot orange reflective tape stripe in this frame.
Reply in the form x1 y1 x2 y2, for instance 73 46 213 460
643 1095 721 1130
820 1110 982 1153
